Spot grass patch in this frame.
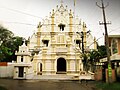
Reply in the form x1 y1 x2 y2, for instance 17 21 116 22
0 86 7 90
96 82 120 90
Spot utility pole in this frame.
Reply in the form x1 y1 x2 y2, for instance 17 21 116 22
96 0 112 83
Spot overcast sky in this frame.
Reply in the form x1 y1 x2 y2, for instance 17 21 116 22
0 0 120 45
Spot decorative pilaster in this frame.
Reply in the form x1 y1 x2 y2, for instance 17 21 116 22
37 22 42 47
42 48 47 71
51 9 55 32
51 60 55 73
68 60 70 71
69 9 73 32
51 9 55 54
83 22 87 48
68 9 74 46
33 55 37 74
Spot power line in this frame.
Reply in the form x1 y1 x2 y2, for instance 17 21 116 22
88 35 104 47
4 21 37 26
93 26 120 46
0 6 44 20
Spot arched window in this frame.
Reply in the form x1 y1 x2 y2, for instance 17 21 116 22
112 39 118 54
42 40 49 47
58 24 65 31
21 56 23 62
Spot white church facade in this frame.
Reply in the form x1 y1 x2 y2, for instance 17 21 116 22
13 4 97 79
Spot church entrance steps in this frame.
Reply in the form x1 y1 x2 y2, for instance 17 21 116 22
56 71 67 74
32 75 74 80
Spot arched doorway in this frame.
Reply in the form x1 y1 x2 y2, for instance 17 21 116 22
57 58 66 74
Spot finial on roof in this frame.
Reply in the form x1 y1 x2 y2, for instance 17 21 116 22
83 22 86 28
52 9 54 14
61 0 63 5
66 5 67 10
37 22 42 28
79 19 81 25
85 23 86 28
94 37 96 41
70 9 72 14
49 12 51 16
22 39 26 46
56 5 58 9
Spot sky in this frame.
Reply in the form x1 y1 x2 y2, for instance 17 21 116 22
0 0 120 45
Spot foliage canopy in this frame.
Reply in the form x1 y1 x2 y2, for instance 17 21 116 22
0 25 23 62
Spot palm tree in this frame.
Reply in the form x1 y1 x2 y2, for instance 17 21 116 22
89 50 101 72
80 45 107 73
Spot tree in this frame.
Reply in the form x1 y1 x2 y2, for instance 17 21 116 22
81 50 101 72
0 25 13 45
2 36 23 62
88 45 107 72
0 25 23 62
89 50 101 72
98 45 107 58
80 45 107 72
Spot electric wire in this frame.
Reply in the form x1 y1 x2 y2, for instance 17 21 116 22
0 6 44 20
3 21 37 26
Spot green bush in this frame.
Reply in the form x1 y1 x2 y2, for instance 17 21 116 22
96 82 120 90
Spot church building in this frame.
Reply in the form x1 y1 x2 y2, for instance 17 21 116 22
13 3 97 79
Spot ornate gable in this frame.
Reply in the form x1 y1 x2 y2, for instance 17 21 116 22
54 4 72 26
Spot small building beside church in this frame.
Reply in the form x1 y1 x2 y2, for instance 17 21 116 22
13 4 97 79
99 35 120 82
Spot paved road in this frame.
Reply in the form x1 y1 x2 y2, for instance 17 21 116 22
0 79 97 90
